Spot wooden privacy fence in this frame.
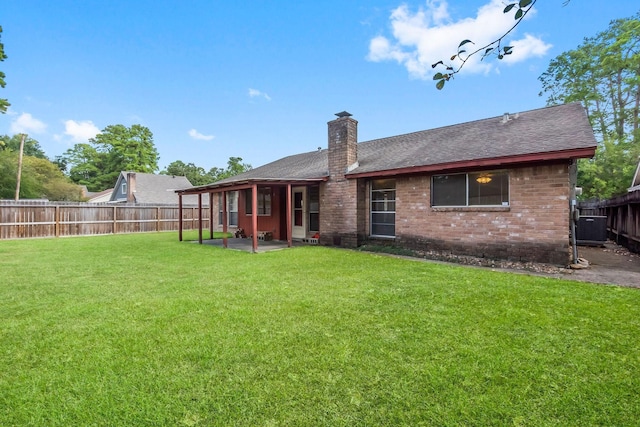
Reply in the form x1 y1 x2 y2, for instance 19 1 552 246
579 189 640 253
0 200 210 239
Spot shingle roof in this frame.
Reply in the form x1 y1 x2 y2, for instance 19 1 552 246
114 172 204 204
353 102 596 175
184 102 597 191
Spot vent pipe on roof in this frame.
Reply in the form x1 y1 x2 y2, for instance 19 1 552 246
502 112 520 123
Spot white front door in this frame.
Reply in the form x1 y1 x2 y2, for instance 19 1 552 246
292 187 306 239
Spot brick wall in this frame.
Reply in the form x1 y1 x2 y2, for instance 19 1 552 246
389 163 571 265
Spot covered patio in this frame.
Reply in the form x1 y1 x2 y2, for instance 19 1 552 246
176 178 325 253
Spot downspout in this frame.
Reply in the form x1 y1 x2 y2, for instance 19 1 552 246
569 159 579 264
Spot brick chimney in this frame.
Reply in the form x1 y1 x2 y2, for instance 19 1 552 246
126 172 136 203
320 111 359 248
328 111 358 177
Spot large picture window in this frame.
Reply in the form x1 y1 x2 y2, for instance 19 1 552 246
432 171 509 207
245 187 272 216
371 179 396 237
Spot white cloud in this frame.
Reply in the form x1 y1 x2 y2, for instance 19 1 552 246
188 129 215 141
367 0 551 79
64 120 100 143
10 112 47 134
248 88 272 101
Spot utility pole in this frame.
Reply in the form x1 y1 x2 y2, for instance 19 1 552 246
15 133 26 201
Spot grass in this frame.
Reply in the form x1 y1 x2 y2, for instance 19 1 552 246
1 232 639 426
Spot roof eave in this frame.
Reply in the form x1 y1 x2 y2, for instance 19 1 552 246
346 147 597 179
176 177 328 195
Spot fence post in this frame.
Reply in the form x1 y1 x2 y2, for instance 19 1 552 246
55 205 60 237
113 205 117 234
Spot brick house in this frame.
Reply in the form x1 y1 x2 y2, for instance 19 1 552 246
177 103 597 265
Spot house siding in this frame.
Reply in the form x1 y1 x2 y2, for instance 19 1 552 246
371 163 571 265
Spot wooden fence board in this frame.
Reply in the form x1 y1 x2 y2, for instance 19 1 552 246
0 201 209 239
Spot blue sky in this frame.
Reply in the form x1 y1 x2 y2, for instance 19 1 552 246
1 0 638 172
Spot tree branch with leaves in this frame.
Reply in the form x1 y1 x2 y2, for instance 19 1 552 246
431 0 536 89
0 25 9 113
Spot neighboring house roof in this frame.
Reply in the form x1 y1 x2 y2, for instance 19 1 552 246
86 188 114 203
184 102 597 192
111 172 202 204
630 157 640 192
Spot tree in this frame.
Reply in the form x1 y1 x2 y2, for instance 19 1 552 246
0 150 84 200
539 12 640 198
209 156 252 182
92 124 159 174
0 134 48 159
62 124 160 192
161 160 211 186
0 25 8 113
161 157 252 185
63 143 107 191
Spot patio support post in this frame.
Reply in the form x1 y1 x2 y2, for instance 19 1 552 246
198 193 203 244
222 191 228 248
209 191 214 239
286 184 292 247
178 193 183 241
252 183 258 253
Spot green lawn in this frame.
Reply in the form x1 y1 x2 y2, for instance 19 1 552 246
1 232 639 426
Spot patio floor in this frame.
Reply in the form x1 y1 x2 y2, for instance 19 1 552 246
192 238 296 253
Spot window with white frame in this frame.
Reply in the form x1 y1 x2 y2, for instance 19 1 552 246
245 187 272 216
370 179 396 237
218 192 239 226
431 171 509 207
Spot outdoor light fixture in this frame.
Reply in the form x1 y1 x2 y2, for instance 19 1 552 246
476 174 492 184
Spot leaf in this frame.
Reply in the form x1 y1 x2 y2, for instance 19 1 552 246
450 55 457 61
519 0 532 8
515 8 523 20
433 72 444 80
503 46 513 53
498 54 504 60
484 48 493 56
503 4 516 13
436 79 445 90
458 39 473 48
431 60 444 69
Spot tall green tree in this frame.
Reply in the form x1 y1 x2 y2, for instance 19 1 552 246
161 157 252 186
209 156 252 182
0 25 9 114
0 150 84 200
0 134 48 159
539 12 640 199
161 160 210 186
62 124 160 192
